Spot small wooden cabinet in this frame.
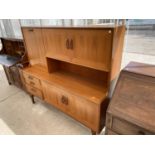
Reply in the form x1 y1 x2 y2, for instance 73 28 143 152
106 62 155 135
22 25 125 134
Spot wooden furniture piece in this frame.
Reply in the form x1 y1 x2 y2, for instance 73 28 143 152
21 25 125 134
0 38 28 89
106 62 155 135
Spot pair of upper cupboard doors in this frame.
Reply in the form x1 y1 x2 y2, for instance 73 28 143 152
22 28 113 72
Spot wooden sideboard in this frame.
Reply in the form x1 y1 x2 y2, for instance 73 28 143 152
106 62 155 135
21 25 125 134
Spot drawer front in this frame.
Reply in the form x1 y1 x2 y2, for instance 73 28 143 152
26 84 43 99
23 72 41 89
112 117 153 135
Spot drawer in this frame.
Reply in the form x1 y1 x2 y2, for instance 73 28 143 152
111 117 153 135
23 72 41 89
26 84 43 99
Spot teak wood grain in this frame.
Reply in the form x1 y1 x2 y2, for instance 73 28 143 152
22 28 47 67
21 26 125 134
23 64 107 104
44 28 113 71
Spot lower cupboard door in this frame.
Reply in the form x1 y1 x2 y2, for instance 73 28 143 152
41 81 58 105
73 97 100 131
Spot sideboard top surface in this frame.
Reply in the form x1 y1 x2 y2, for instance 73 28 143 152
23 64 108 104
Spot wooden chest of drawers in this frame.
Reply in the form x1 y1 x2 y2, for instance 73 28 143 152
106 62 155 135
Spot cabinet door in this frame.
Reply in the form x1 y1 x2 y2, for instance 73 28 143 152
41 81 58 106
71 29 113 71
22 28 47 67
42 29 73 62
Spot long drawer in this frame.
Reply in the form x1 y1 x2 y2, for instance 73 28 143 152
106 114 153 135
23 72 41 90
41 81 100 131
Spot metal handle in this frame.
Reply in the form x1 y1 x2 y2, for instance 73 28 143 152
66 39 69 49
70 39 73 49
61 95 68 105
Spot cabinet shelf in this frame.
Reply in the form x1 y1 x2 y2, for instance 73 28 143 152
23 64 108 104
46 53 109 72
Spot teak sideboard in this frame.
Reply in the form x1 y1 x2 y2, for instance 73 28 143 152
21 25 125 134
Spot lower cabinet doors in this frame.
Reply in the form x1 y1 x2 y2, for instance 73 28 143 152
41 81 100 132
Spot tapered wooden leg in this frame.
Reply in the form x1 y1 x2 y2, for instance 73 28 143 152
30 95 35 104
91 130 97 135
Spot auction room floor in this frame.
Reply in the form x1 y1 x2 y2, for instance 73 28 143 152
0 52 155 135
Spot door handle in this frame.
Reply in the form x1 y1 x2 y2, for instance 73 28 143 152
28 29 34 32
66 39 69 49
70 39 73 49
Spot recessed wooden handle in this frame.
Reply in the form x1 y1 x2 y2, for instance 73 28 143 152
30 81 35 85
61 95 68 105
70 39 73 49
66 39 69 49
28 75 33 80
29 29 34 32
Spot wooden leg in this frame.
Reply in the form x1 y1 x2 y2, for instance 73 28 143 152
3 66 12 85
30 95 35 104
91 130 97 135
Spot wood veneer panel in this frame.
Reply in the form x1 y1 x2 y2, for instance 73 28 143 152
22 28 47 67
